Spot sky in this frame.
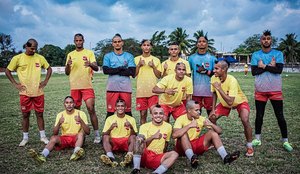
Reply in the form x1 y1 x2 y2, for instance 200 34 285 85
1 0 300 52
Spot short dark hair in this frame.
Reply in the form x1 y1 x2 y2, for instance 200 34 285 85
263 30 271 36
64 96 74 102
23 38 38 49
175 62 186 69
140 39 153 46
169 42 179 47
113 33 122 40
198 36 208 42
74 33 84 40
116 98 126 106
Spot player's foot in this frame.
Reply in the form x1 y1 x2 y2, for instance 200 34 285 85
131 168 141 174
19 139 28 147
100 154 118 167
94 136 101 144
190 154 199 169
28 149 46 163
245 147 254 157
120 153 133 167
40 137 49 145
252 139 261 146
283 142 293 152
224 151 240 164
70 148 85 161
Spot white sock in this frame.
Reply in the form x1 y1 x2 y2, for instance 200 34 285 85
246 142 253 148
282 138 288 142
153 164 168 174
94 130 100 137
255 134 261 140
42 148 50 157
74 146 81 153
133 155 141 169
39 130 46 138
23 132 29 140
107 152 115 159
217 146 228 160
185 149 194 161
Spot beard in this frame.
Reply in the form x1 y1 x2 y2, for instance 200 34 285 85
262 43 271 49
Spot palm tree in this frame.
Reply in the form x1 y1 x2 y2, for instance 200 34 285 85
278 33 300 69
190 30 216 54
150 31 168 60
168 27 191 56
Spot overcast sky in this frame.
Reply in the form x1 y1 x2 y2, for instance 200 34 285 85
1 0 300 52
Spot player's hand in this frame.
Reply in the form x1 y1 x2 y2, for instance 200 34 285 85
211 82 221 90
124 119 132 130
269 57 276 67
163 62 168 70
74 112 82 124
84 60 91 68
67 57 72 66
148 59 154 68
165 87 178 95
258 59 266 69
196 64 206 73
152 130 162 139
204 118 213 127
110 121 118 130
189 118 198 128
59 114 65 124
39 80 48 89
14 83 26 92
138 57 145 67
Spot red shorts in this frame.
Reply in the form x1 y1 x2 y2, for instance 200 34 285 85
192 96 213 110
215 102 250 117
111 137 129 152
71 89 95 107
175 135 208 156
20 95 44 113
106 92 131 112
255 91 283 102
161 103 186 120
141 148 164 169
55 135 77 150
136 95 158 111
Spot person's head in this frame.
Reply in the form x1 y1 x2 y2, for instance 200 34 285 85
151 104 164 125
23 38 38 56
175 62 186 80
112 33 124 51
168 42 180 58
186 100 201 119
74 33 84 50
197 36 208 53
115 98 126 116
213 60 229 77
141 39 152 54
64 96 75 112
260 30 272 49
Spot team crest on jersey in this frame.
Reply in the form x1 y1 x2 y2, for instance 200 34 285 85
196 126 200 132
108 105 112 110
163 133 167 139
35 63 40 67
21 106 26 111
136 103 141 108
83 56 87 61
205 62 209 67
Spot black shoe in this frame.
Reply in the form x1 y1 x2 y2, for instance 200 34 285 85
224 151 240 164
131 168 141 174
191 154 199 168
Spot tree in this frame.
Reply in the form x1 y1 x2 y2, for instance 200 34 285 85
0 33 17 67
150 31 168 60
39 44 65 66
64 44 76 57
168 27 191 55
190 30 216 54
278 33 300 68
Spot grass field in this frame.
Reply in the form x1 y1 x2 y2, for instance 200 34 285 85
0 72 299 174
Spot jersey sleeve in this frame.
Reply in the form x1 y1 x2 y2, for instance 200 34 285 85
54 113 62 126
127 54 136 67
165 124 172 142
210 76 216 92
228 78 238 97
7 55 19 71
276 51 284 64
250 52 258 66
139 124 148 139
130 117 138 133
103 54 110 67
156 76 168 89
89 50 96 63
102 117 112 133
40 55 50 69
173 117 183 129
186 78 193 94
79 111 88 124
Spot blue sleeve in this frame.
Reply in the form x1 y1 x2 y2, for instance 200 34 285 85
188 56 193 70
276 51 284 64
127 53 136 68
103 54 110 67
251 52 258 66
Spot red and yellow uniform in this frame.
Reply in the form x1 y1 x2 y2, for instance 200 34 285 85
66 49 96 90
7 53 50 97
162 58 191 76
174 114 209 155
140 121 172 169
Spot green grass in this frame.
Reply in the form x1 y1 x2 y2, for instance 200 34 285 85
0 72 299 174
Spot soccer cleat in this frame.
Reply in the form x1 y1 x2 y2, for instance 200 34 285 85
70 148 85 161
100 154 118 167
120 153 133 167
283 142 293 152
131 168 141 174
190 154 199 169
252 139 262 146
40 137 49 145
28 149 46 163
245 147 254 157
224 151 240 164
94 136 101 144
19 139 28 147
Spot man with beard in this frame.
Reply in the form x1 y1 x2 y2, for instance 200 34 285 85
65 33 100 143
103 34 136 117
100 99 138 167
131 104 178 174
135 39 162 125
250 30 293 152
209 60 254 157
188 36 216 116
173 100 240 168
153 63 193 122
28 96 90 163
6 38 52 146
